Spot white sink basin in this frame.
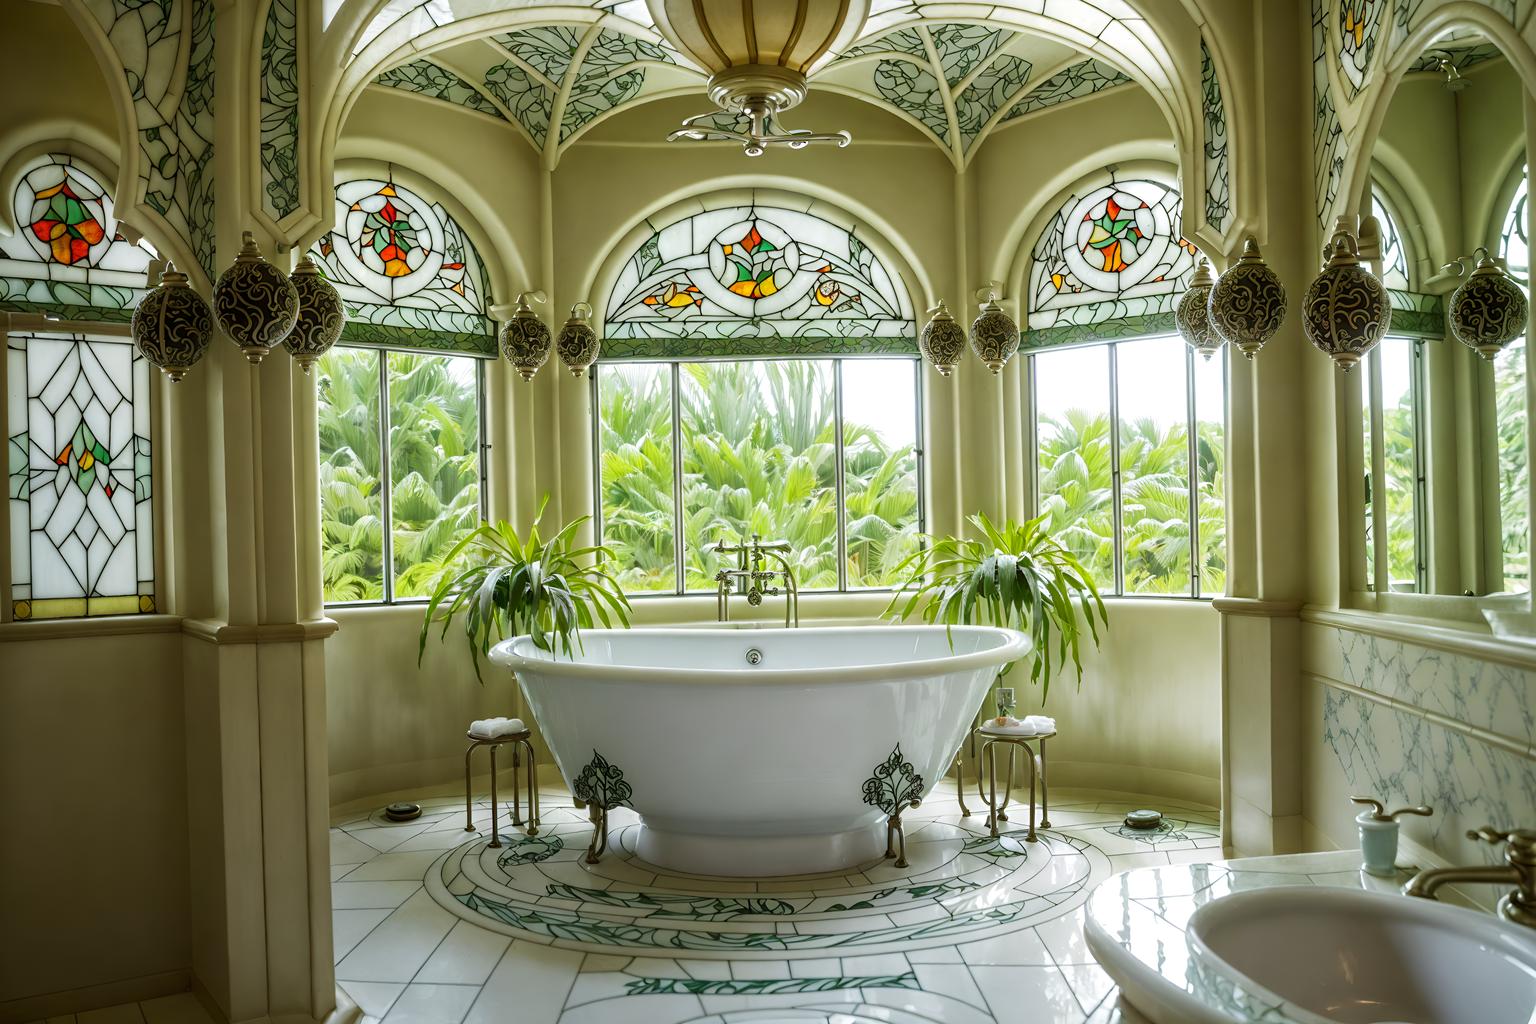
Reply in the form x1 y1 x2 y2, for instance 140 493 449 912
1186 887 1536 1023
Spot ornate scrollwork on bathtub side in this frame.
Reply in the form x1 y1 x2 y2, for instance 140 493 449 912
574 750 635 810
862 745 926 816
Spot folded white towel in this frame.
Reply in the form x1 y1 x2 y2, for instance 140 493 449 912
981 718 1040 736
469 717 527 739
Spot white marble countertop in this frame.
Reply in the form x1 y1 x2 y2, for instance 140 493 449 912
1083 850 1427 1024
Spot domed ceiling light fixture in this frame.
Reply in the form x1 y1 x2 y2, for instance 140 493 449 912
650 0 868 157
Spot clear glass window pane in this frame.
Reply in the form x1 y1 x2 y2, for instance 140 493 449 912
1193 350 1226 595
597 363 676 593
1496 336 1528 592
318 348 384 602
678 361 838 591
388 352 482 599
841 359 921 587
1362 357 1375 586
1034 345 1114 590
1117 336 1192 595
1378 338 1420 592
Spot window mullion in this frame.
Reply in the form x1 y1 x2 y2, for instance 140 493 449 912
1367 348 1389 593
377 351 394 604
1186 345 1200 598
671 362 685 595
477 358 490 522
833 359 848 592
1109 343 1125 597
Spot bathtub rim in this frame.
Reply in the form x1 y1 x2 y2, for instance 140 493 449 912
488 624 1029 686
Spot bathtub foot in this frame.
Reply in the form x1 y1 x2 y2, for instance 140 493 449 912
585 802 610 864
885 811 912 869
954 753 970 817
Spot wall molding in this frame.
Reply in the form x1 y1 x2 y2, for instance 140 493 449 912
181 617 340 645
1303 605 1536 673
1211 597 1302 618
0 614 182 643
1303 669 1534 761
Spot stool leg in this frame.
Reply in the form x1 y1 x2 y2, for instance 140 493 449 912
488 744 502 849
464 743 477 832
510 743 523 827
1038 738 1051 829
1024 742 1038 843
998 745 1014 822
955 752 970 817
986 742 999 837
522 738 540 837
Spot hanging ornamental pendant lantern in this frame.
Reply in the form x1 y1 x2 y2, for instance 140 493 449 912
500 291 552 382
555 302 600 378
1176 257 1223 360
283 256 347 374
919 301 967 376
213 231 299 364
131 263 214 383
1448 247 1529 360
1208 236 1288 359
969 285 1019 374
1302 229 1391 371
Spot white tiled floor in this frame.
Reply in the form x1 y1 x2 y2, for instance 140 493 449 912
324 784 1222 1024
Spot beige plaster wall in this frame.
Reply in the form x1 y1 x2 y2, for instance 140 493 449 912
0 628 190 1011
0 4 121 166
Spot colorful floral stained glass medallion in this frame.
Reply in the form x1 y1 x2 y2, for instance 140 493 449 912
0 154 155 318
7 332 155 619
309 177 493 351
1028 175 1199 331
605 199 914 346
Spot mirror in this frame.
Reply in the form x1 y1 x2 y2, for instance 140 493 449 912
1355 32 1528 598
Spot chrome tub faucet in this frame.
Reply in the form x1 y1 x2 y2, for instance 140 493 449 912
711 533 799 627
1403 826 1536 928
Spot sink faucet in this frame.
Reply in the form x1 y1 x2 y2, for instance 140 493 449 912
1403 826 1536 928
710 533 799 627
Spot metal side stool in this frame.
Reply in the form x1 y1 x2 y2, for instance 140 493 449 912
463 719 540 848
975 723 1055 842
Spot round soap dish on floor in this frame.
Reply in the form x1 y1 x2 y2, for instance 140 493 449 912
1124 809 1163 830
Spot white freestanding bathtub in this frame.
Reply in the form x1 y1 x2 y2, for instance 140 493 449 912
488 625 1027 876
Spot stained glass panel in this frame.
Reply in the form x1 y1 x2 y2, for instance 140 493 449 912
1372 192 1410 290
1026 174 1200 331
0 154 155 319
1338 0 1385 96
604 200 915 352
1501 164 1528 285
7 332 154 619
310 177 496 355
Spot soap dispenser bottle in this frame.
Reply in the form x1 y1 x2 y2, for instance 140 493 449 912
1351 796 1432 876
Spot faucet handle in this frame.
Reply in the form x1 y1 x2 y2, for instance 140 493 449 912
1469 827 1536 852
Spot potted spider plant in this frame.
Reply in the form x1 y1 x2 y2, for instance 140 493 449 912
417 498 632 683
885 512 1107 703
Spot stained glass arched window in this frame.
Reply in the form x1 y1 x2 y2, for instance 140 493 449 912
310 176 495 354
603 199 915 358
1026 173 1199 341
1501 163 1528 285
1372 191 1410 290
0 154 155 321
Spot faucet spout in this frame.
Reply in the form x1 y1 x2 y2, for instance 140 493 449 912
1403 864 1522 900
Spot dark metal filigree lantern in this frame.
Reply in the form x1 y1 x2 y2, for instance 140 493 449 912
1208 236 1288 359
919 301 967 376
283 256 347 374
213 231 299 364
1448 248 1529 360
131 263 213 383
1176 257 1223 360
499 290 552 382
555 301 600 378
1302 229 1391 371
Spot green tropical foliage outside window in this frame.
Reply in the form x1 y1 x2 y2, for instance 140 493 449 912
1360 337 1424 593
596 358 921 593
318 347 484 602
1031 335 1226 596
1496 337 1528 590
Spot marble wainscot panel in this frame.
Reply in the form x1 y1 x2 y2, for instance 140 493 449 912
1302 620 1536 895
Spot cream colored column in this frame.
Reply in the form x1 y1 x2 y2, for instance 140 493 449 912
1216 0 1312 857
175 2 348 1023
